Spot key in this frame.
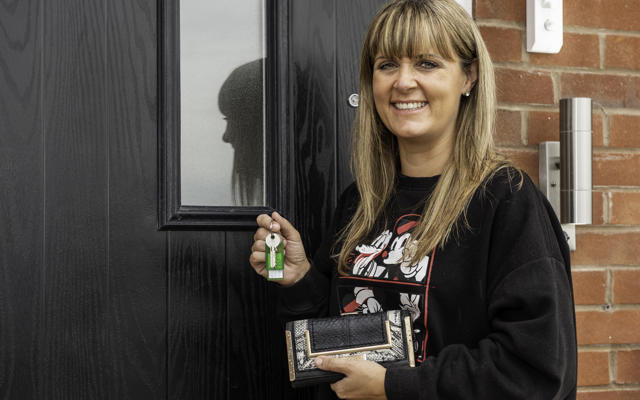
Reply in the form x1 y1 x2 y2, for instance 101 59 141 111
265 228 284 281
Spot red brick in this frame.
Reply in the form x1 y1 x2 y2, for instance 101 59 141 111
594 152 640 187
572 232 640 266
610 115 640 148
479 26 522 63
528 111 603 147
610 192 640 225
572 270 606 305
499 148 538 185
616 350 640 384
561 73 640 109
578 390 640 400
474 0 525 22
528 112 558 145
576 310 640 345
578 351 610 386
497 68 554 105
530 33 600 69
606 36 640 71
565 0 640 31
592 191 606 225
494 109 522 145
613 269 640 304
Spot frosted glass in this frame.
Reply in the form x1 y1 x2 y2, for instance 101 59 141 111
180 0 265 206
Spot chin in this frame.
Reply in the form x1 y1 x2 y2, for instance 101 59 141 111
391 130 432 140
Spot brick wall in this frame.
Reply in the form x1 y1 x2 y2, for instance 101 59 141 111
475 0 640 398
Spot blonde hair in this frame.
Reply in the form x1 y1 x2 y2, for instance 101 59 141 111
336 0 517 274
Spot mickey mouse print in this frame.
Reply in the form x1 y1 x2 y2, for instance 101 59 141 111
337 213 435 362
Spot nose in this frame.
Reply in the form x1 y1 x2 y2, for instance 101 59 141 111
393 64 417 90
222 117 232 144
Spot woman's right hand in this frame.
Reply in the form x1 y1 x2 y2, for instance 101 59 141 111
249 211 311 287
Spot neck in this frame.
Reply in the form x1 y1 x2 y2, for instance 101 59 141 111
397 134 453 177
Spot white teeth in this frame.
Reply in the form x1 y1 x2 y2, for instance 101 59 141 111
394 102 427 110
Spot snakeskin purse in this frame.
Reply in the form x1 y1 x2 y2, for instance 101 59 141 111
284 310 416 388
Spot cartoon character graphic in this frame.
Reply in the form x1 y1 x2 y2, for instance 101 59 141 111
352 230 392 277
351 214 430 283
340 214 433 360
399 293 421 322
354 287 382 314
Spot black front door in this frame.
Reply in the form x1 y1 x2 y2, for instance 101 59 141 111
225 2 388 398
0 1 387 399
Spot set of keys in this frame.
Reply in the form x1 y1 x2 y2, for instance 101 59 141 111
265 222 284 281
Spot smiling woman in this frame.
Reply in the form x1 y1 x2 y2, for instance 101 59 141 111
249 0 578 399
371 53 476 177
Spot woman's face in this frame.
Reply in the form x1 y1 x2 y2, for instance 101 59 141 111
372 51 472 147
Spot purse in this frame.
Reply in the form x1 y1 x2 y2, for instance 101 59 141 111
284 310 416 388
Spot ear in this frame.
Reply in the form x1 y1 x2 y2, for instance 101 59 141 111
463 59 478 94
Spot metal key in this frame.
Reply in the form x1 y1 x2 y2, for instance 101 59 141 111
265 227 284 281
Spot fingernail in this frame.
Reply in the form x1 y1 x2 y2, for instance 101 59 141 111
315 358 323 367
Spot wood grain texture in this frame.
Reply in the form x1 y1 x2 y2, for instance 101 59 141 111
105 0 166 398
40 0 113 398
0 1 43 399
290 0 337 258
168 231 227 400
227 231 269 398
336 0 388 196
0 0 389 399
226 231 308 399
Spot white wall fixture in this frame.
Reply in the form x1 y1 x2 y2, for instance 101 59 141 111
539 98 593 251
526 0 563 53
455 0 473 16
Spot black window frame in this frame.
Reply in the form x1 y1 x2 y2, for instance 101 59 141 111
158 0 290 230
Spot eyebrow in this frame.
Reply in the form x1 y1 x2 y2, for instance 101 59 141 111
374 53 442 62
417 53 443 61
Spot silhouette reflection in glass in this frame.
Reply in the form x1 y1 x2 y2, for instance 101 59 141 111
218 58 264 206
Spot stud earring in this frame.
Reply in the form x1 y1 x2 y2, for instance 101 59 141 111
464 92 470 97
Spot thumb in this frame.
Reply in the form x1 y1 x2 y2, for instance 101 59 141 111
315 357 351 374
271 211 300 240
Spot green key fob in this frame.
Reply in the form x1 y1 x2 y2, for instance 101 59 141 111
265 232 284 281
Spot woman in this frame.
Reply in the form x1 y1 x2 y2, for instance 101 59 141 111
250 0 577 398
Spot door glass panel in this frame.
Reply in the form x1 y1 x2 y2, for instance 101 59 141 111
180 0 266 206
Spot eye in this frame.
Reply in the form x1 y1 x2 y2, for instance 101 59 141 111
417 59 438 69
376 60 397 70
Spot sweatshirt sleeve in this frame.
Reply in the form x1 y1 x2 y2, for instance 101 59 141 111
276 259 331 321
385 173 577 400
276 183 359 321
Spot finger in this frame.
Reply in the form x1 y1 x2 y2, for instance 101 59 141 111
251 240 266 253
249 251 266 273
253 228 270 242
257 213 284 235
271 211 299 240
315 357 351 374
256 214 275 230
329 381 347 399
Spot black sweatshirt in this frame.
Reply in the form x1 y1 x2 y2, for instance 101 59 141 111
278 168 578 399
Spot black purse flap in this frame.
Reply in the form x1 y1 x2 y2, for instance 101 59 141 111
309 312 387 353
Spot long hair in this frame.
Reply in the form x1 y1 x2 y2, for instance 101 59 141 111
336 0 517 274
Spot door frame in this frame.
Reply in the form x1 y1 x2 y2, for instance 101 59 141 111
158 0 292 230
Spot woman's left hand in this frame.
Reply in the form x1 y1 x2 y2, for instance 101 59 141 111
315 357 387 400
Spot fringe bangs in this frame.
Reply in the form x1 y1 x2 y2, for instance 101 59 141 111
366 2 455 63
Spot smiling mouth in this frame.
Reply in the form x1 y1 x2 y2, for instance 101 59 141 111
393 102 428 111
